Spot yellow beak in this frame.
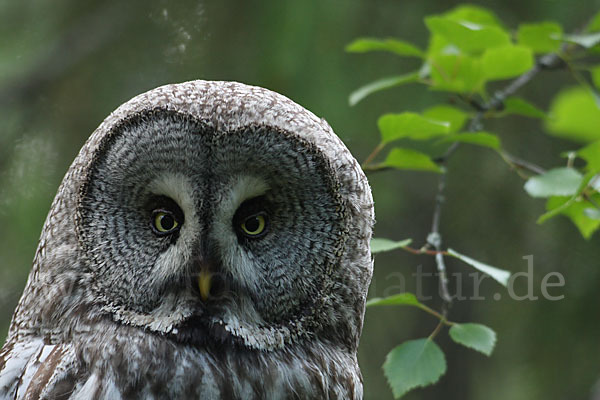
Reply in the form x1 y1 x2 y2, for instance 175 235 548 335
198 268 213 301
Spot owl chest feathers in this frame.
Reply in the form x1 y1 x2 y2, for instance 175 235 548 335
0 324 362 400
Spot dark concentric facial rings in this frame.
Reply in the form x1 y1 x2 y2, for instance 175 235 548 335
0 81 374 400
77 109 346 324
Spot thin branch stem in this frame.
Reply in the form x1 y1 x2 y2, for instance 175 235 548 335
363 37 579 329
425 50 569 315
499 151 547 179
428 317 450 340
428 173 453 308
417 303 446 321
362 142 385 169
417 303 454 328
400 246 450 257
362 164 392 173
487 52 566 113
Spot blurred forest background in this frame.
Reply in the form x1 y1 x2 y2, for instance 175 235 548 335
1 1 599 399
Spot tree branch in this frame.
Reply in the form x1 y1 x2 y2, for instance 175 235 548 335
487 52 566 112
400 246 450 257
427 49 569 313
362 41 576 317
428 172 453 308
362 142 385 169
500 151 547 178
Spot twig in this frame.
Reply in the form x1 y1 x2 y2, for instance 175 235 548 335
427 50 568 313
415 301 452 323
400 246 450 257
361 164 393 172
500 151 547 178
487 53 565 113
361 50 562 168
362 41 576 319
428 319 446 340
428 172 453 309
362 142 385 169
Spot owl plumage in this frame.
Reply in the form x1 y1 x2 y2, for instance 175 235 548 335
0 81 373 399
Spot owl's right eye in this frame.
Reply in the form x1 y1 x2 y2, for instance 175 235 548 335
147 196 184 236
153 210 180 234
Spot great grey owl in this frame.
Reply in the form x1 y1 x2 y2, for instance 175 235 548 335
0 80 373 399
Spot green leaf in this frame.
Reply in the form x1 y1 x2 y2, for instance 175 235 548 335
538 195 576 224
349 73 420 106
425 16 510 54
502 97 547 119
346 38 424 57
437 131 500 150
447 248 510 287
578 141 600 171
442 5 503 27
561 32 600 48
517 22 562 53
429 54 485 93
378 112 451 142
524 167 583 198
382 148 443 173
590 65 600 89
422 105 469 133
371 237 413 254
547 86 600 143
421 5 503 58
537 171 597 224
449 323 497 356
587 11 600 32
367 292 422 307
544 195 600 239
383 339 447 399
482 45 534 80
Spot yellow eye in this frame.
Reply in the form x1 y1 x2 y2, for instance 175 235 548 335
153 211 179 234
240 213 267 237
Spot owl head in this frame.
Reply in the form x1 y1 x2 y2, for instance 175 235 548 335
11 81 374 353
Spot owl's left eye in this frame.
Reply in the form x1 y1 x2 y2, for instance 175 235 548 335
151 210 181 235
233 196 270 240
240 213 268 237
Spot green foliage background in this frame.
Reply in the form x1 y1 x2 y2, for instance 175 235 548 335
0 1 599 399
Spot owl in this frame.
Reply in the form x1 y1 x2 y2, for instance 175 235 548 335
0 80 373 399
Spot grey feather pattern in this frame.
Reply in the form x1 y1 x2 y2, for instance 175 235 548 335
0 80 374 399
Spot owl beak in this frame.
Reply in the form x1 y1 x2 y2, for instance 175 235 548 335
197 267 213 301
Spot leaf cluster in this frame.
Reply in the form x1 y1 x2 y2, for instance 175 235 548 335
348 4 600 398
348 4 600 240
